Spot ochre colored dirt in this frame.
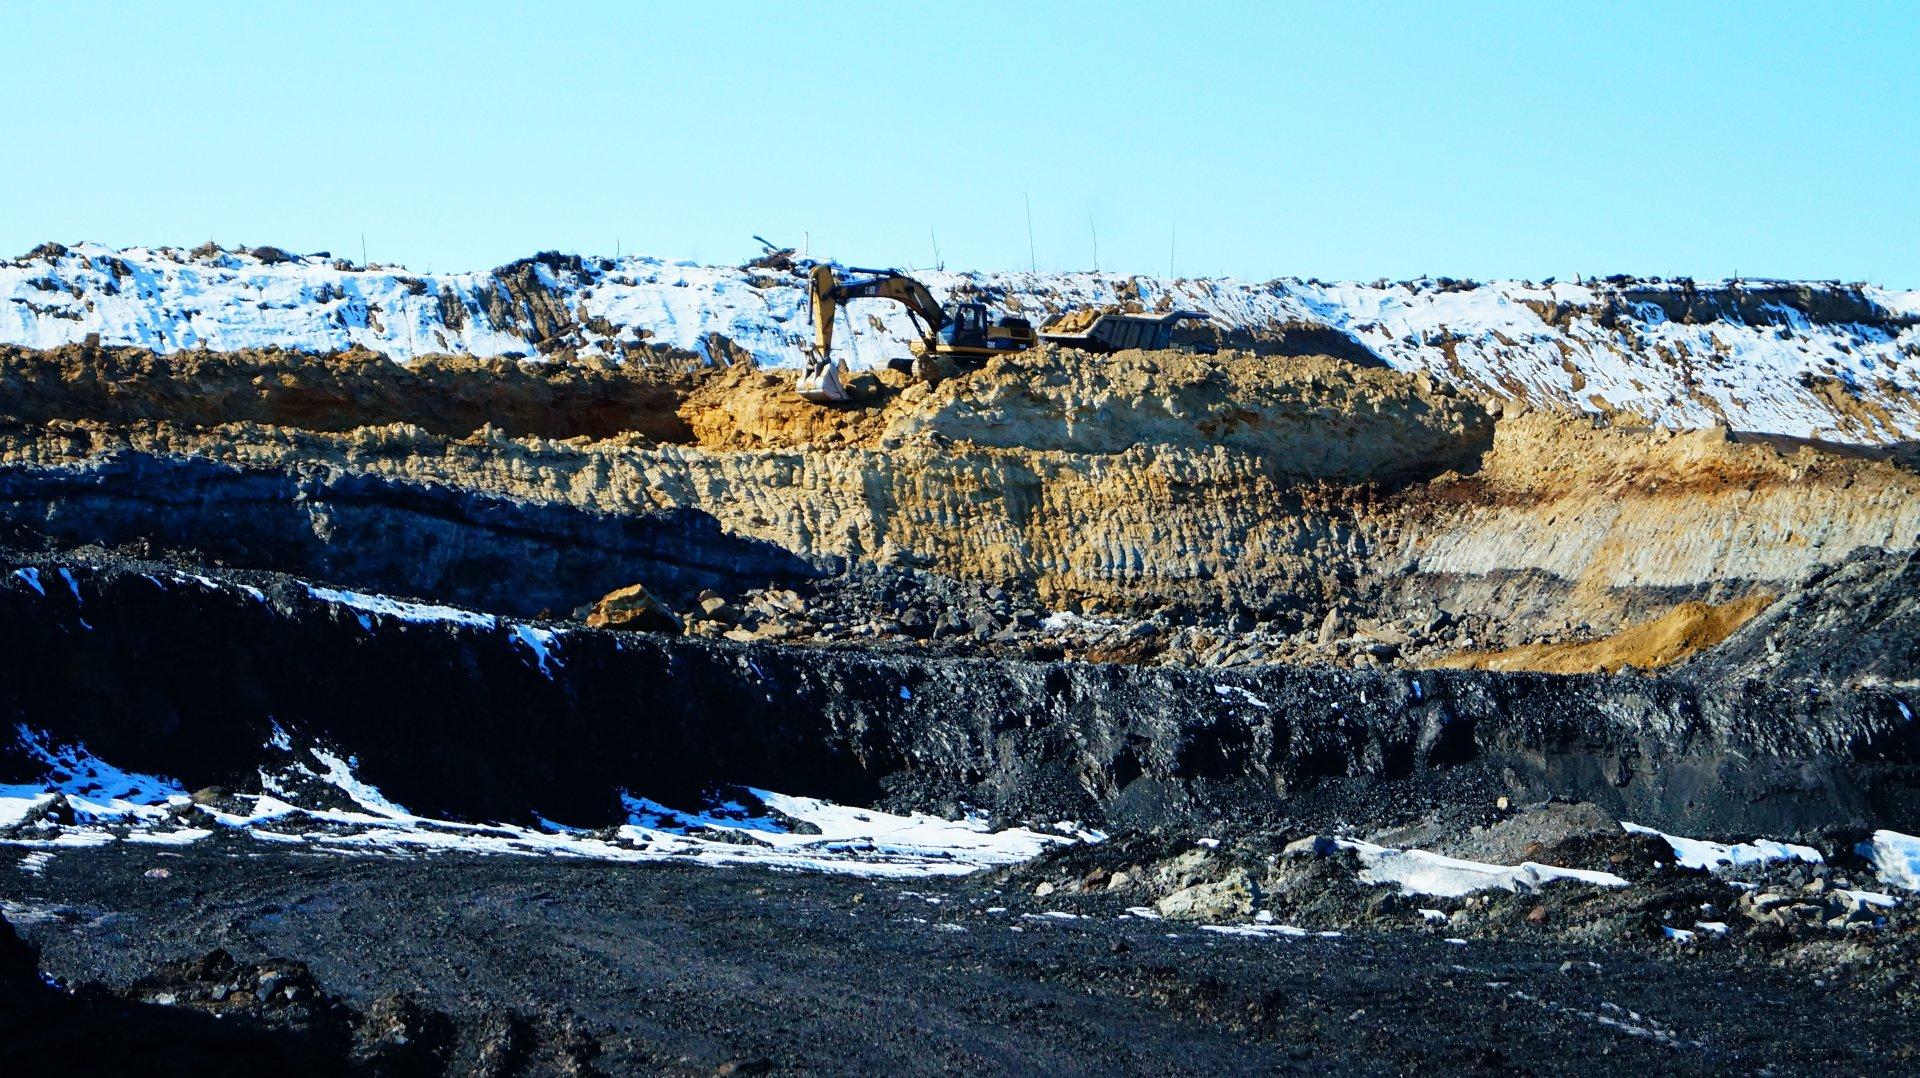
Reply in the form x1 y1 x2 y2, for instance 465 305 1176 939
1427 595 1776 674
0 342 697 442
679 347 1491 485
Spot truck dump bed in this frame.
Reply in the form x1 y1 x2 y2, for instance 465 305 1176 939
1039 308 1210 352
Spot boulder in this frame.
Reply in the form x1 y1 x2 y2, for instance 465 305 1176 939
585 583 682 634
1154 869 1260 922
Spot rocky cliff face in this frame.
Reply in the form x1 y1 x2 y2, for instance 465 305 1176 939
1374 413 1920 631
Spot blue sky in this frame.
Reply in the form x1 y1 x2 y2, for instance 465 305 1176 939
3 2 1915 284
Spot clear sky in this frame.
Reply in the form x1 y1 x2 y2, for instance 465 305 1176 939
4 2 1916 285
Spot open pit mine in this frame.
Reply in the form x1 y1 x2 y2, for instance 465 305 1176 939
2 243 1918 1073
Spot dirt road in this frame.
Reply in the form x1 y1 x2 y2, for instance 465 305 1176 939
5 840 1910 1074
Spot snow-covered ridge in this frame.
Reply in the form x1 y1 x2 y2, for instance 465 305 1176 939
5 242 1919 442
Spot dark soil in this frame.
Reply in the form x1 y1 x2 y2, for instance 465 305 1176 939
5 839 1914 1075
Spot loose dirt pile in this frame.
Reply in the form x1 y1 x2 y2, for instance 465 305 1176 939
681 346 1491 485
1430 595 1775 674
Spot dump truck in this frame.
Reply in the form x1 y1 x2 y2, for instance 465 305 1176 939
1038 307 1211 353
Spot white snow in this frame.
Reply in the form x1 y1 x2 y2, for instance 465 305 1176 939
1202 923 1311 939
1212 685 1273 709
1 732 1087 879
125 828 213 845
1843 888 1898 909
6 243 1919 442
1867 830 1920 892
621 788 1084 873
0 792 54 830
509 625 563 677
306 585 498 630
1622 821 1823 871
305 748 413 818
1331 837 1629 897
0 726 187 832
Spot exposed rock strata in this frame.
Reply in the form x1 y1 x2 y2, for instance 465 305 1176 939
3 344 1918 660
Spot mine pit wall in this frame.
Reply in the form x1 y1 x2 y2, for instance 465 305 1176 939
0 454 828 618
1364 415 1920 635
0 433 1392 617
6 344 1920 642
2 557 1914 838
1376 473 1920 632
6 422 1919 644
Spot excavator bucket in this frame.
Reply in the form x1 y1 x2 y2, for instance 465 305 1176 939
796 357 850 403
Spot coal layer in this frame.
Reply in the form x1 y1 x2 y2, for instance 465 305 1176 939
0 451 825 617
2 551 1913 837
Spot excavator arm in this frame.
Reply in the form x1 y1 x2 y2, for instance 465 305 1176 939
798 264 947 403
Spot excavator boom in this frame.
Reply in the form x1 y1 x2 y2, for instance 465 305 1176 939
800 264 947 402
806 264 946 368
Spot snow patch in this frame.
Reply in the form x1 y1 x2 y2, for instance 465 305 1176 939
306 586 498 630
620 788 1086 873
1201 922 1341 940
1867 830 1920 892
509 624 563 676
1331 837 1629 897
1 734 1087 879
306 748 412 818
1622 821 1823 871
1 726 186 825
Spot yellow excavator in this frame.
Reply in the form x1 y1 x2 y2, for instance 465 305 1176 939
796 264 1036 403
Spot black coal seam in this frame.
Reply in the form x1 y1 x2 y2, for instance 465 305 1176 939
0 454 827 578
0 454 827 610
2 553 1913 837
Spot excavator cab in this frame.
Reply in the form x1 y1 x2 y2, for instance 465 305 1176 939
939 302 1034 362
941 303 989 350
